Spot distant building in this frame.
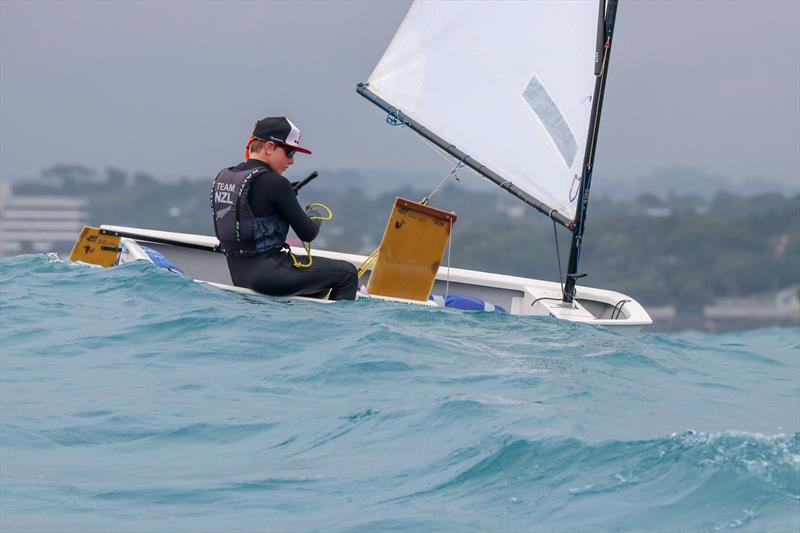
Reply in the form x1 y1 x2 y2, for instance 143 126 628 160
0 182 90 257
776 285 800 311
706 290 800 319
643 206 672 218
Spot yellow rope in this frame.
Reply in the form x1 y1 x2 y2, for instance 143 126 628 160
356 248 380 278
290 203 332 269
307 203 333 221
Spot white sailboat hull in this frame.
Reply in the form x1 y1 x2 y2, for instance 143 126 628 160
104 225 652 334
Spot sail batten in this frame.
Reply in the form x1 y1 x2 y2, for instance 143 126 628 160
365 0 600 222
522 74 579 168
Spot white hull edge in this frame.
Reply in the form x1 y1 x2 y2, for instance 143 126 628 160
104 225 652 333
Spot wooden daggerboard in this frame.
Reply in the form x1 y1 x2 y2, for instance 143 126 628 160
367 198 457 301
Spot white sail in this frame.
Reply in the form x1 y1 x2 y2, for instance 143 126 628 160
367 0 599 221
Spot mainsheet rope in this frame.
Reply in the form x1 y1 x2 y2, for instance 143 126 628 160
445 217 453 300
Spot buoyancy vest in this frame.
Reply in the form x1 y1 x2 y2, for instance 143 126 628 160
211 167 289 256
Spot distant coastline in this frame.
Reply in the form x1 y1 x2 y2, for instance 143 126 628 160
4 164 799 333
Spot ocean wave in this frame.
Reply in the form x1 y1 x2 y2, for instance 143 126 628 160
2 254 799 532
20 421 276 449
378 431 799 530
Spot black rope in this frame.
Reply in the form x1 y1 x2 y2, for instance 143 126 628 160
530 296 565 308
552 218 565 299
611 299 631 319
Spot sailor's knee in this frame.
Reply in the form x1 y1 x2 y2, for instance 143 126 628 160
344 262 357 280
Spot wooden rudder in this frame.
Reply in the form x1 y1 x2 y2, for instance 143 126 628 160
69 226 121 267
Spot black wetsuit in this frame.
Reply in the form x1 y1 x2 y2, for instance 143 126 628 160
223 159 358 300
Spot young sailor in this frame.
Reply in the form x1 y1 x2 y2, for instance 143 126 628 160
211 116 358 300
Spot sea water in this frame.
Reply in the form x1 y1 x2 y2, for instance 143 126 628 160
1 254 798 532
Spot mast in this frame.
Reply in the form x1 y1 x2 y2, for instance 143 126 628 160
356 84 573 229
563 0 619 304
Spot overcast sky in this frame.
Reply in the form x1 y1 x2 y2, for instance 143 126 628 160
1 0 798 189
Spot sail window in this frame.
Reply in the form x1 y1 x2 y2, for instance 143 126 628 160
522 74 578 168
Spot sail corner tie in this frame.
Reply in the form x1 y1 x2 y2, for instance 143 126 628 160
385 110 406 127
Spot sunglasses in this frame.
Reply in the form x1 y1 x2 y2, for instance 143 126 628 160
266 138 296 158
279 144 297 158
